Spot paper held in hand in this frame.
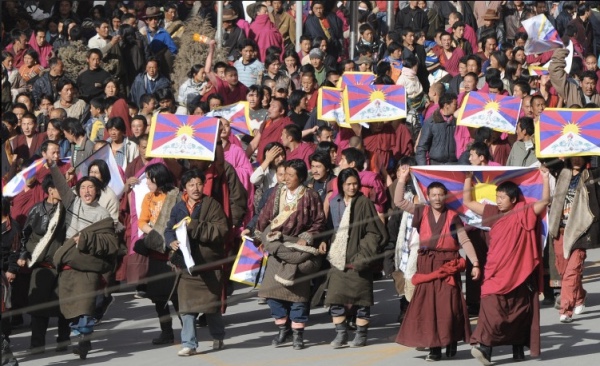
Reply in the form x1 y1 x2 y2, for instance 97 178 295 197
174 218 195 274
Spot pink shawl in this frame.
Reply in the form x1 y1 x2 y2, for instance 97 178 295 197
224 143 254 227
28 32 53 68
249 13 284 62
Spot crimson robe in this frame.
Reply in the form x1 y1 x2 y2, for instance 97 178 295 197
363 124 396 174
11 132 47 161
257 116 293 164
286 142 315 169
471 202 542 356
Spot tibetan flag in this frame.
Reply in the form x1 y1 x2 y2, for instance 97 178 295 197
528 66 549 77
336 71 375 90
317 87 351 128
343 84 406 123
522 14 563 55
535 108 600 158
457 91 521 133
76 143 126 198
230 236 267 287
410 166 547 232
147 114 219 161
2 158 45 197
206 101 253 136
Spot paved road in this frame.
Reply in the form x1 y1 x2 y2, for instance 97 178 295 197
8 249 600 366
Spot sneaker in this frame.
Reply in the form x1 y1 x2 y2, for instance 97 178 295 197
559 314 573 323
177 347 197 356
257 297 268 305
554 295 561 310
134 291 146 299
574 292 587 315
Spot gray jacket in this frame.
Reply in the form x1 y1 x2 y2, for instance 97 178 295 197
506 140 538 167
416 110 457 165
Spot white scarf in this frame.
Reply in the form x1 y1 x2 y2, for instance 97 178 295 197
327 198 353 271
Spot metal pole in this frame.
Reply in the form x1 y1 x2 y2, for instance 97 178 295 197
387 1 394 31
349 1 358 60
296 1 303 52
216 1 223 49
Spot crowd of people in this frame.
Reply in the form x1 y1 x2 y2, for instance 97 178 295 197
1 1 600 365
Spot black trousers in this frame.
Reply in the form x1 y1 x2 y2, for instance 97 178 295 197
30 314 70 348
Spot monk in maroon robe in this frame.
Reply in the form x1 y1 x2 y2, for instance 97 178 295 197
394 167 480 361
282 124 315 169
463 171 550 364
248 98 293 164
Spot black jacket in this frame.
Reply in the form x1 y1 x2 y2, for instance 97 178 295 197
1 218 20 273
394 6 428 34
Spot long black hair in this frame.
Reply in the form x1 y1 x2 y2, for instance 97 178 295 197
88 159 111 189
145 163 176 193
337 168 361 196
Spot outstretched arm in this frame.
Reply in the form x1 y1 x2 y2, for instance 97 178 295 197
533 166 551 216
204 40 218 84
393 165 416 215
463 172 485 216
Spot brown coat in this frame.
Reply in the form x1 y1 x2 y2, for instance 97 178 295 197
53 217 118 319
550 48 600 107
257 186 326 303
165 196 229 314
325 195 388 307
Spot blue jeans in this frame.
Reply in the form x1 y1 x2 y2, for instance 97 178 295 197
329 304 371 319
266 299 309 324
180 313 225 349
70 315 94 336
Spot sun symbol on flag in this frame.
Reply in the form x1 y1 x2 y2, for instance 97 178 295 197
484 100 500 112
473 176 497 203
177 124 194 137
562 121 579 136
369 90 386 103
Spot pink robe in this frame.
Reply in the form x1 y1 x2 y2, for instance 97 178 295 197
28 32 53 68
249 13 284 62
286 142 316 170
224 142 254 227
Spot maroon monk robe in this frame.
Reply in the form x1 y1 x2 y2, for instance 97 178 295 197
12 183 45 227
286 142 315 169
490 139 511 166
393 122 414 160
11 132 47 161
471 202 542 357
257 116 293 164
396 205 471 349
363 124 396 174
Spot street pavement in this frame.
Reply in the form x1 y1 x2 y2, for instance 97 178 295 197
8 248 600 366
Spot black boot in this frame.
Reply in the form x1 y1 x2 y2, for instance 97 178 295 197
347 315 357 330
1 336 18 366
446 342 457 357
350 325 368 348
292 329 304 350
471 344 493 366
271 324 292 347
398 297 409 324
152 320 175 345
73 335 92 360
426 347 442 361
330 322 348 348
513 344 525 361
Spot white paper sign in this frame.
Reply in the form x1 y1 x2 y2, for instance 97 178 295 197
132 173 150 239
175 219 195 274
